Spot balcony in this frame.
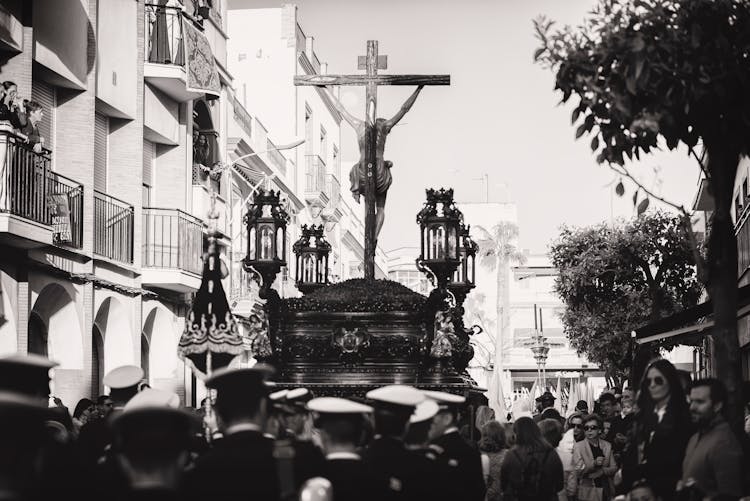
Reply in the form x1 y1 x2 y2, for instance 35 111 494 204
0 131 83 249
321 173 343 224
192 184 227 235
144 4 219 102
304 155 329 209
142 208 203 292
94 191 134 264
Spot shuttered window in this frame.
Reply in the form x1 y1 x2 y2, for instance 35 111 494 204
94 113 108 192
143 139 154 186
31 81 55 151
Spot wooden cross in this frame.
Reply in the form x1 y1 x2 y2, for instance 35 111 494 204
295 40 449 280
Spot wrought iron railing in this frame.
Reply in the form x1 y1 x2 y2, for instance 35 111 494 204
94 191 134 264
145 4 185 66
0 130 84 248
1 130 51 224
143 207 203 275
233 96 253 139
47 171 84 249
305 155 326 192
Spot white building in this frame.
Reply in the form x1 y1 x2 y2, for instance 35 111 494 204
227 4 387 281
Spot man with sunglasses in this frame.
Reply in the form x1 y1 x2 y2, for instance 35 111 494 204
559 413 585 499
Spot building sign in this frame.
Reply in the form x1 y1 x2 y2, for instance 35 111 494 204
47 193 72 244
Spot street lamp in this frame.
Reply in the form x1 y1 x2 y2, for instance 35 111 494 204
449 224 478 303
292 224 331 294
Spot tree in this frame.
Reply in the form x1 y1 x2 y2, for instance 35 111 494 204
535 0 750 429
475 222 527 383
551 212 702 386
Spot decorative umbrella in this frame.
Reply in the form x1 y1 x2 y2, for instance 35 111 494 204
178 233 244 377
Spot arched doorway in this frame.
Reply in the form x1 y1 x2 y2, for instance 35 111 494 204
92 325 104 397
142 306 182 396
192 99 221 191
140 333 150 382
30 283 83 368
27 312 48 357
95 296 135 378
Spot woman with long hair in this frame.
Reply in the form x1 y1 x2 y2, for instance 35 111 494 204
500 417 563 501
480 420 508 501
621 358 692 500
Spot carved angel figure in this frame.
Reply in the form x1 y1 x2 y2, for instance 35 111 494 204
430 309 458 358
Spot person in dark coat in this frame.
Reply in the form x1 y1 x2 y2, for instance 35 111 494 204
184 365 281 501
424 389 486 501
308 396 399 501
363 385 443 501
534 391 565 426
109 388 195 501
620 359 693 501
500 416 564 501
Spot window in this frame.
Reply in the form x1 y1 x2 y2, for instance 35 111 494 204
31 81 56 153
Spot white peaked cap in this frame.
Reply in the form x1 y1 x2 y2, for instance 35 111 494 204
103 365 144 390
422 390 466 405
366 385 425 408
124 388 180 411
286 388 311 401
307 397 373 414
410 399 439 424
269 389 289 401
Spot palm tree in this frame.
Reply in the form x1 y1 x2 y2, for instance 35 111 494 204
474 222 526 382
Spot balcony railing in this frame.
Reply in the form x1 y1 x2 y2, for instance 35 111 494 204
145 4 185 66
305 155 326 192
94 191 134 264
325 173 341 209
47 171 84 249
1 130 84 248
267 139 286 176
232 97 253 139
737 210 750 277
143 208 203 275
1 131 51 224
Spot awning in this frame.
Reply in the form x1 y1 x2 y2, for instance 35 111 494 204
634 284 750 345
182 18 220 99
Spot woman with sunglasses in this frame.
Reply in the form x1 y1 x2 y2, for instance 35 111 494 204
621 359 692 500
572 414 616 500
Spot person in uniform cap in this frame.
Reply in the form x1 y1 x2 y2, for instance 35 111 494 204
363 385 444 501
308 397 398 501
423 390 486 501
267 388 326 491
534 391 564 425
184 364 281 501
0 353 58 402
109 388 195 501
0 390 53 500
104 365 145 411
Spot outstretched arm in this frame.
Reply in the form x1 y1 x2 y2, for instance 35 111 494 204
323 86 364 131
385 85 424 130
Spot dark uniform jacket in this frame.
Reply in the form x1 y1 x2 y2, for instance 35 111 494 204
431 430 486 501
324 454 401 501
363 436 443 501
534 408 565 426
185 428 280 501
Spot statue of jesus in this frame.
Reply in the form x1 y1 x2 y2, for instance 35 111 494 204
324 85 424 241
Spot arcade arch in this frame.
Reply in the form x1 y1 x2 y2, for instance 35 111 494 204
30 282 83 368
142 305 179 385
94 296 135 376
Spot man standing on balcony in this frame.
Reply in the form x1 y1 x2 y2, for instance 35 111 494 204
323 85 423 243
21 100 44 154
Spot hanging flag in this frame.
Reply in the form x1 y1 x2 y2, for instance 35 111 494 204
487 369 507 422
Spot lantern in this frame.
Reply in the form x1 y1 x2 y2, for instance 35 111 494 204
416 188 463 289
449 223 478 307
293 224 331 294
243 189 289 296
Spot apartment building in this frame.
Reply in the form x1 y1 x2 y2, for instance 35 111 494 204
227 4 388 281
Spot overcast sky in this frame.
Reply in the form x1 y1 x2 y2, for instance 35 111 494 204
228 0 700 254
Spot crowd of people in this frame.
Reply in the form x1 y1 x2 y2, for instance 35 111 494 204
1 352 750 501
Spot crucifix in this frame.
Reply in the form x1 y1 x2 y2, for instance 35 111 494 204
295 40 449 280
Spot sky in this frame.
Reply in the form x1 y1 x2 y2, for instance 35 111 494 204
227 0 701 254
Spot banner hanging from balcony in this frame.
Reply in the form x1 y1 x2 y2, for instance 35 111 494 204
47 193 72 244
181 18 220 99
